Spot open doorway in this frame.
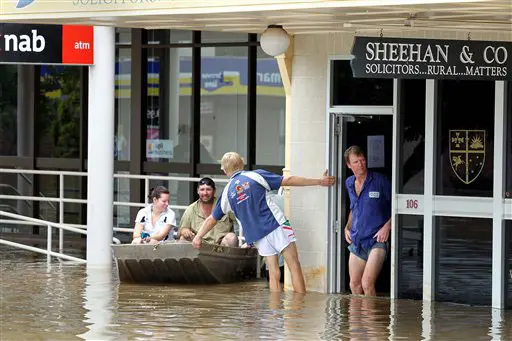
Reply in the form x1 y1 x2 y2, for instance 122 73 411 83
328 113 394 295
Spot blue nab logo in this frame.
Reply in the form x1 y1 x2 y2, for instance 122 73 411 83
16 0 35 8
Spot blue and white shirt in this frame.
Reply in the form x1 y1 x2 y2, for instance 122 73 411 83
346 171 391 253
212 170 285 244
135 204 177 240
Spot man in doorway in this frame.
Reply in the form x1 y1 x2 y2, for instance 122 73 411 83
344 145 391 296
179 177 238 247
192 152 335 293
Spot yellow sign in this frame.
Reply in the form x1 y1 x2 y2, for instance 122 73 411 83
449 129 485 185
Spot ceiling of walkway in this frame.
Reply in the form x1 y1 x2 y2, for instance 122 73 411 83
5 0 512 36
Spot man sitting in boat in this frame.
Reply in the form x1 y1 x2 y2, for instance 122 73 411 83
178 177 239 247
131 186 177 244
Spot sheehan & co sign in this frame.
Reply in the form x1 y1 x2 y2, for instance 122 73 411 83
350 36 511 81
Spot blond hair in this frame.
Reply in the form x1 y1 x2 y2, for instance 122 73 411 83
220 152 245 174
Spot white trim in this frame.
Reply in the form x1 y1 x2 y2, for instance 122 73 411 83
423 79 437 301
492 80 507 309
328 106 394 115
433 196 494 218
390 78 400 299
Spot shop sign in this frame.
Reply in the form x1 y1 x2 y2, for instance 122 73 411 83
350 36 511 81
0 24 93 65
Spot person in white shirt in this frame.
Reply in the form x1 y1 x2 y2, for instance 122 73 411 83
131 186 177 244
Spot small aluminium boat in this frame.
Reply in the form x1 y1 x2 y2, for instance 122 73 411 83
111 241 259 284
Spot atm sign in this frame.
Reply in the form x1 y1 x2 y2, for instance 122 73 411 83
0 24 93 65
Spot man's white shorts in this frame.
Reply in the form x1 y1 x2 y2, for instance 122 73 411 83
254 224 297 257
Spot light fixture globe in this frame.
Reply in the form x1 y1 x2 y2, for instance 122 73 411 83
260 25 290 57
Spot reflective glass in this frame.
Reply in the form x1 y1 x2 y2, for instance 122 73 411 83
115 48 131 161
398 79 425 194
37 66 82 158
397 215 423 300
435 80 495 196
146 48 192 163
200 47 248 163
0 65 18 156
435 216 492 306
256 47 285 165
331 60 393 106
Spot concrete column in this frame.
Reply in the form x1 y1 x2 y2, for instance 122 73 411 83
275 37 294 291
16 65 34 217
87 26 115 267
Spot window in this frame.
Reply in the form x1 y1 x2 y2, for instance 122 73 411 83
200 47 248 163
146 29 193 45
115 48 131 161
435 216 492 306
0 65 18 156
331 60 393 106
255 47 285 165
37 66 82 158
201 32 248 43
435 80 495 197
397 215 423 299
146 48 192 163
398 80 425 194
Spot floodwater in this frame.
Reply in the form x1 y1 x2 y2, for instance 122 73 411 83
0 248 511 341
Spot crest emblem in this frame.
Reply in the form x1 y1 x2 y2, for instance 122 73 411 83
449 130 485 184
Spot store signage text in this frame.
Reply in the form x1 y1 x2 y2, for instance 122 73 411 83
350 36 512 80
0 24 93 65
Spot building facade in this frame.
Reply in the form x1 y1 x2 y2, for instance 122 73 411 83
0 0 511 309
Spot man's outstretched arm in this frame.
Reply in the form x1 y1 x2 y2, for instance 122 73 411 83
192 215 218 248
281 170 335 187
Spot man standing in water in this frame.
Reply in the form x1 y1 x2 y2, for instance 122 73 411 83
192 152 335 293
344 145 391 296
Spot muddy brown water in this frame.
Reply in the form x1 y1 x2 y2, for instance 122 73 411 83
0 247 511 340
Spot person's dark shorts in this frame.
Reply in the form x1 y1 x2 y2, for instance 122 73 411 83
348 241 389 262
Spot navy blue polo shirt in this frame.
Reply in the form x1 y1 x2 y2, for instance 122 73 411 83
345 171 391 253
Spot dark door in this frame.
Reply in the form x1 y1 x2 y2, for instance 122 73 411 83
342 114 393 295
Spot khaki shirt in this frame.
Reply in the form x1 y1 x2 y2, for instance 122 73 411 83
179 199 235 245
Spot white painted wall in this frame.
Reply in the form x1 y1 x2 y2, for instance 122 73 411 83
289 30 512 293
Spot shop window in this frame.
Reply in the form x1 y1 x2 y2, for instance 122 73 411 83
146 29 193 44
145 48 192 163
114 171 131 229
115 48 131 161
115 28 131 44
0 65 18 156
200 47 248 163
504 82 512 196
398 80 425 194
256 47 285 166
435 216 492 306
37 66 81 158
507 222 512 309
435 80 495 197
330 60 393 106
201 31 248 43
397 215 423 300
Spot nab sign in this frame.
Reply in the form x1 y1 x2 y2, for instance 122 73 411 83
0 24 93 65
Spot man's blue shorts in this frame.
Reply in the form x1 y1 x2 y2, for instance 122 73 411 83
348 241 389 262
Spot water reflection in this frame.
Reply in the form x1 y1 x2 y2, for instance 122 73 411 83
1 247 511 340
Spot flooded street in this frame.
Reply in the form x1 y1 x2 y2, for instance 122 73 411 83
1 247 511 340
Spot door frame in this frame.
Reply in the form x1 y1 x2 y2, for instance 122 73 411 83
326 56 400 295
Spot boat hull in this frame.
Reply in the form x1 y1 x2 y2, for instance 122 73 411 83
111 241 259 284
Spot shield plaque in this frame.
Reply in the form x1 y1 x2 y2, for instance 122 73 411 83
449 130 485 184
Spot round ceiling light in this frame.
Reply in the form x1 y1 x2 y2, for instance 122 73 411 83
260 25 290 57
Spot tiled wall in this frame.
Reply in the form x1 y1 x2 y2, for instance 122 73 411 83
289 30 512 293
